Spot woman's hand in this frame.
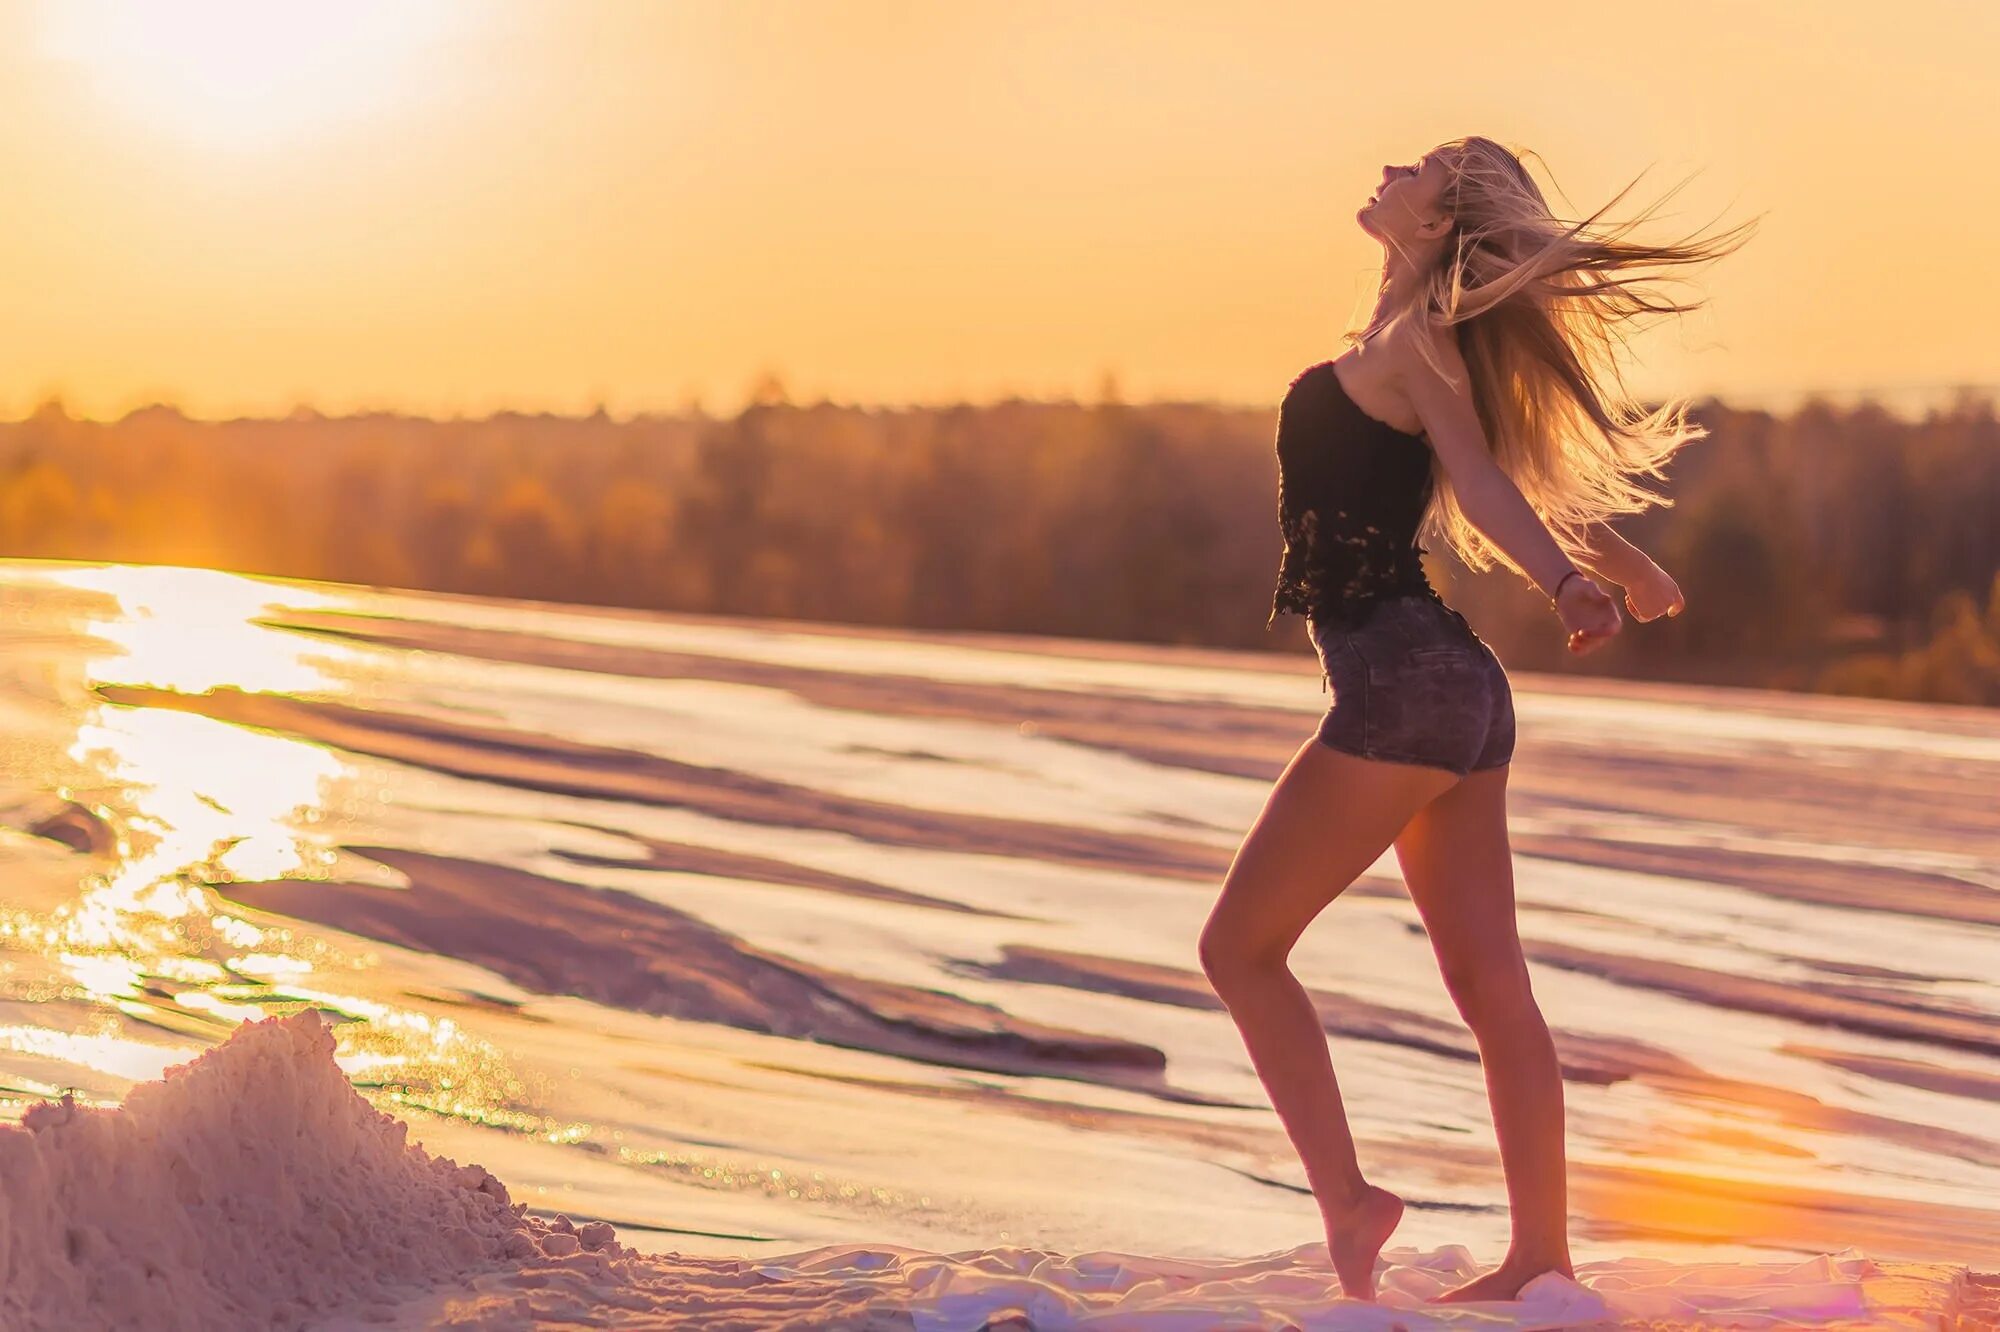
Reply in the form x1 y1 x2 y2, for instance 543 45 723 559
1556 574 1623 655
1617 560 1686 623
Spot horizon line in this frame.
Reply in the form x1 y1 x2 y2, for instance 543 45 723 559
4 380 1998 429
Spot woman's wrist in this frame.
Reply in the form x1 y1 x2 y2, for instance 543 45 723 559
1545 567 1585 608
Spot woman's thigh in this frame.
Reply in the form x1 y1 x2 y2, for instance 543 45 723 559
1391 762 1529 989
1203 736 1460 968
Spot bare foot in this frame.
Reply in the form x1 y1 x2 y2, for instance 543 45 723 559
1433 1254 1575 1304
1320 1184 1404 1301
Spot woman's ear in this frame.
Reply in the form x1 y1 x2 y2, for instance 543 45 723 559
1417 212 1454 241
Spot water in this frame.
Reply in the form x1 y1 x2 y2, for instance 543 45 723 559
1 558 1995 1279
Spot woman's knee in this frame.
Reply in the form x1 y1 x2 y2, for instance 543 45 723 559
1198 915 1289 989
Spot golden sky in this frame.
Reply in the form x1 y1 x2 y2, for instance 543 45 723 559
2 0 1995 420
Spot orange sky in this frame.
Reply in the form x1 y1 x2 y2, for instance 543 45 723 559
2 0 1995 420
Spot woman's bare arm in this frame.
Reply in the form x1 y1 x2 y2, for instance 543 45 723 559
1390 320 1628 649
1572 520 1654 587
1578 519 1685 620
1390 327 1580 598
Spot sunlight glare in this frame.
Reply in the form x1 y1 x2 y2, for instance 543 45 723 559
48 564 352 697
35 0 460 148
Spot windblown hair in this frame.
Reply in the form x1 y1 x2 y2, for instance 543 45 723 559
1356 135 1760 579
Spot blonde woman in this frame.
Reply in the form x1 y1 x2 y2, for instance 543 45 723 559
1199 137 1756 1303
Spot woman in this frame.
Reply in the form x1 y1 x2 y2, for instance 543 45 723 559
1198 136 1756 1304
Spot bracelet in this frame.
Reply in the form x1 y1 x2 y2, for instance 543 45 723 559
1548 568 1584 607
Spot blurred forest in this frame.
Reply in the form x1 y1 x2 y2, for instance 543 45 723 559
3 384 1997 706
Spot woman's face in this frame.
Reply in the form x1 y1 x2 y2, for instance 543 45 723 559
1357 150 1454 246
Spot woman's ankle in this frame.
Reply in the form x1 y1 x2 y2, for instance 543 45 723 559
1500 1246 1573 1277
1321 1179 1398 1222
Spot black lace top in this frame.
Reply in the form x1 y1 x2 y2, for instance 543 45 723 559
1266 359 1446 633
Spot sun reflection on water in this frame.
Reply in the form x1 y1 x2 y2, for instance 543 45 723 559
0 1025 201 1086
48 564 353 698
1 565 561 1143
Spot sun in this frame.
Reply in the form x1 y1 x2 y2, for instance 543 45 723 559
34 0 460 149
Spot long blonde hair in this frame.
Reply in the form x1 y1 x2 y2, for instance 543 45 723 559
1358 136 1761 578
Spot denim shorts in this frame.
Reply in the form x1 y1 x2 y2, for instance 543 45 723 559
1306 595 1516 777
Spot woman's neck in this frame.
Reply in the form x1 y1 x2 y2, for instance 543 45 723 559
1362 266 1430 339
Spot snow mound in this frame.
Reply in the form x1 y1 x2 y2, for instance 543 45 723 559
0 1012 616 1332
